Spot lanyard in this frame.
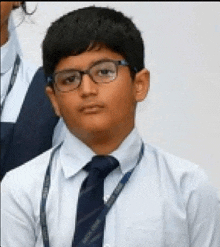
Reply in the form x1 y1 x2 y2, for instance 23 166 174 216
1 54 21 115
40 142 145 247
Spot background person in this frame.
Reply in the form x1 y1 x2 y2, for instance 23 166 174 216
0 1 65 180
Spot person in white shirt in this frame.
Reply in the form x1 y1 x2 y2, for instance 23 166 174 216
0 1 65 180
1 6 220 247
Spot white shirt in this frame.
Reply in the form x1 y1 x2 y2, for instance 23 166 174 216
1 127 220 247
0 35 65 145
0 35 37 121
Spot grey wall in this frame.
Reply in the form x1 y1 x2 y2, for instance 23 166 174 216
12 2 220 195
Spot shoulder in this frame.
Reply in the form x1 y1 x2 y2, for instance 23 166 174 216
1 147 55 194
143 142 219 198
144 142 202 174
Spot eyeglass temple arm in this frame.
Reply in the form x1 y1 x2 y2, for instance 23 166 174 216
119 60 138 73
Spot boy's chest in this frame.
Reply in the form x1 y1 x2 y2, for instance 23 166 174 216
104 179 189 247
34 173 189 247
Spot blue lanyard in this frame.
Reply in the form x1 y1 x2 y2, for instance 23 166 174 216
1 54 21 115
40 142 145 247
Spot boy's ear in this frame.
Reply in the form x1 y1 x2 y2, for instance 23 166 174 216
134 68 150 102
45 86 61 117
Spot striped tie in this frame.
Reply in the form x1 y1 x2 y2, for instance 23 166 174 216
72 155 119 247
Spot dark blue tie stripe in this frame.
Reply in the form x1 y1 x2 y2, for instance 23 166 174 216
76 205 103 227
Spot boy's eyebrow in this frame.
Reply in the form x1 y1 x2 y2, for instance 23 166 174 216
55 57 121 74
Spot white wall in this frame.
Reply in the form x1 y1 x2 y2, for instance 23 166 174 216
12 2 220 195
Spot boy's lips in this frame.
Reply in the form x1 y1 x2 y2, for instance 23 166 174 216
79 102 105 113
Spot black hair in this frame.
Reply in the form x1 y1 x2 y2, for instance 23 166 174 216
43 6 145 85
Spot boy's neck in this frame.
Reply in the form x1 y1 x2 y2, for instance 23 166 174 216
73 124 135 155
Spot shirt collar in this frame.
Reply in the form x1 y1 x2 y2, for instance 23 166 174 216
1 35 17 74
111 127 143 174
59 127 143 179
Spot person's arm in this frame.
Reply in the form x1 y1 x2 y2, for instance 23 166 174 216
187 169 220 247
1 173 36 247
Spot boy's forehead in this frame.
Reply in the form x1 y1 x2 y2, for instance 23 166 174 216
55 46 124 71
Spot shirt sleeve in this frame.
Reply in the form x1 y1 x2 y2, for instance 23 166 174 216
186 169 220 247
1 172 36 247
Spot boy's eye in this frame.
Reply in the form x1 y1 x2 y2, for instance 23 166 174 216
98 69 115 76
60 73 79 85
63 76 77 84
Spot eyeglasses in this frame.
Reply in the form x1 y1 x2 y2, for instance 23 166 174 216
49 59 133 92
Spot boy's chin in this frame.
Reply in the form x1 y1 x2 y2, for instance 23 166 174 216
69 124 113 138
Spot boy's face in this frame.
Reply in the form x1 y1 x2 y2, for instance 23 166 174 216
46 47 149 141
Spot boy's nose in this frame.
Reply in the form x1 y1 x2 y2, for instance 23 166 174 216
79 74 98 97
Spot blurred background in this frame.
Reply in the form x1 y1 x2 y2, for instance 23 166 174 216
12 2 220 195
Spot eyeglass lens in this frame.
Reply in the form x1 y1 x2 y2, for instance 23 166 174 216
55 61 118 92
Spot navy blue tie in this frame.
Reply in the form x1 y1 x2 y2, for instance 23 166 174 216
72 155 119 247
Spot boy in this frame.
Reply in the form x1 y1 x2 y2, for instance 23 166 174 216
1 6 220 247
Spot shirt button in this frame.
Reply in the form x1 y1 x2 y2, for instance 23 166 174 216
103 194 110 203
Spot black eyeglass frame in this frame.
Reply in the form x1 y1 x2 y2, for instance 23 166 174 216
47 59 137 92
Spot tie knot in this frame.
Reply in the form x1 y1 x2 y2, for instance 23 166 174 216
85 155 119 179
